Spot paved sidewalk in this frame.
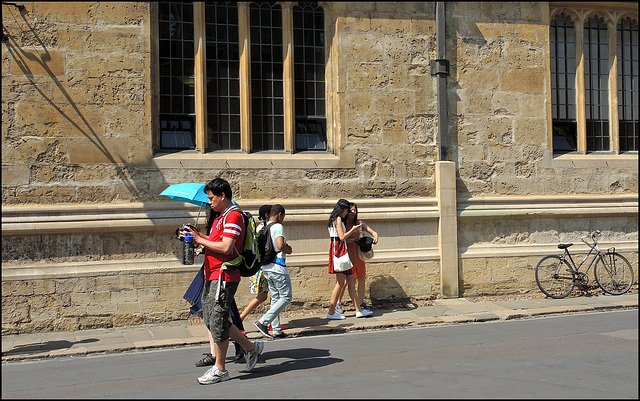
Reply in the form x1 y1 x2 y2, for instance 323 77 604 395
2 292 637 362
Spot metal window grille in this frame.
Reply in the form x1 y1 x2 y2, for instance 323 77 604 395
617 17 639 152
250 2 284 151
550 14 577 153
159 2 196 150
205 2 241 150
293 2 327 151
584 16 610 152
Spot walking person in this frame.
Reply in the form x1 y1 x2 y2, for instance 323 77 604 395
326 199 372 319
187 204 246 368
335 202 379 314
240 204 271 322
253 204 293 339
184 178 264 385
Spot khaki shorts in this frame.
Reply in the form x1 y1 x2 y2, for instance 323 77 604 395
202 279 239 343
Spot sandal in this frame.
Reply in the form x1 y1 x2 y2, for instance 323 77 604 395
195 353 216 367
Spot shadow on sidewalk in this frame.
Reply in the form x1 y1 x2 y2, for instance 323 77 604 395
3 338 99 356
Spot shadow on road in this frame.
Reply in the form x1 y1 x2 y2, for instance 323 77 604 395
236 347 342 379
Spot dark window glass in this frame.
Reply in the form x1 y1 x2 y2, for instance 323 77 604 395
617 17 639 152
293 2 327 151
159 2 196 149
158 2 327 153
205 2 241 150
584 16 610 151
551 14 577 153
250 2 284 151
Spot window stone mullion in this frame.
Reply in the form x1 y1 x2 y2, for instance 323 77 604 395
575 13 587 154
194 2 207 153
239 2 253 152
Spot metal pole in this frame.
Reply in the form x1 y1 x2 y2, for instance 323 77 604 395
431 2 449 161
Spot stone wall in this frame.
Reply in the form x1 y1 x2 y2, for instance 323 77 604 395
450 2 637 197
2 2 636 204
2 2 637 334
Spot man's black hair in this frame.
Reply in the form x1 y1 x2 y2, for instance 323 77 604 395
204 177 232 199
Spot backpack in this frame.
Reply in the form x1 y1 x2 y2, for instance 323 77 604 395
258 222 278 266
221 206 261 277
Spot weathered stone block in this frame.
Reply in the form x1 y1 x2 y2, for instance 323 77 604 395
78 316 113 330
110 289 138 304
457 66 500 90
137 287 161 303
60 305 88 318
1 296 30 324
346 35 384 63
1 165 30 186
68 137 129 164
86 303 117 316
374 91 414 115
33 280 57 295
10 50 66 76
3 136 68 164
31 293 72 308
115 302 142 314
97 2 145 25
340 16 371 32
10 281 34 296
500 68 544 94
348 62 389 89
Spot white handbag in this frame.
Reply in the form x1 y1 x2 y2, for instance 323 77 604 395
333 252 353 272
332 239 352 272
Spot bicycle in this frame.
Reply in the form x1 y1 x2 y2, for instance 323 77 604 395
535 230 634 299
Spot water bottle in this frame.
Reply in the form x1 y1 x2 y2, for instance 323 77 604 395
182 234 194 265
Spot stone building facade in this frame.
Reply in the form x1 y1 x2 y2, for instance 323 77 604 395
2 2 637 334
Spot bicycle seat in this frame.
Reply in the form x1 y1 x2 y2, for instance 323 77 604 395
557 243 573 249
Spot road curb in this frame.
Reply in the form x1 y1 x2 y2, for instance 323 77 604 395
3 300 637 362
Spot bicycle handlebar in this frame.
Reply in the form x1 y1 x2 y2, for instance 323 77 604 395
580 230 602 247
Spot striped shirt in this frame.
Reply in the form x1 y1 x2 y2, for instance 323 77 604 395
203 206 245 282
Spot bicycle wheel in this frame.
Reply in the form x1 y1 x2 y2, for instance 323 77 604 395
535 255 575 299
595 252 634 295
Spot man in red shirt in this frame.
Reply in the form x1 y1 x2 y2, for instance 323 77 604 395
185 178 264 385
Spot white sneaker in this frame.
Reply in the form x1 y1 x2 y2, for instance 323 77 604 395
327 312 346 320
244 341 264 372
335 302 344 314
197 366 230 385
356 309 373 318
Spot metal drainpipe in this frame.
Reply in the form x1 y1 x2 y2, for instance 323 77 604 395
431 2 449 161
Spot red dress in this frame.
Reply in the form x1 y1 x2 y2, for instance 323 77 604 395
346 221 366 279
328 222 352 274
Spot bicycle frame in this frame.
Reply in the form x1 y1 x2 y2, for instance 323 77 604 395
558 233 603 280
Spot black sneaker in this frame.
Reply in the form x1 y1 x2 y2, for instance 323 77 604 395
272 331 288 339
233 343 245 362
254 321 274 339
195 353 215 367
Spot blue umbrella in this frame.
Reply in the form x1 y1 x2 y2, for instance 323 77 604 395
160 182 210 228
160 183 209 207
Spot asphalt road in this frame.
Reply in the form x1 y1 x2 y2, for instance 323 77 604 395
2 309 638 399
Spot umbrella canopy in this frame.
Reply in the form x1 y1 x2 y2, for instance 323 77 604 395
160 182 210 229
160 183 209 207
